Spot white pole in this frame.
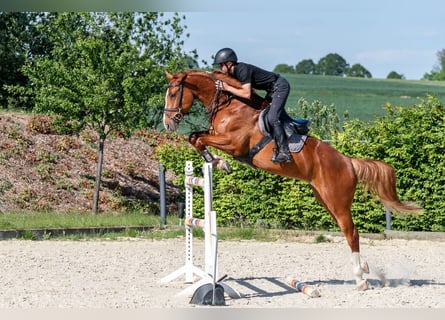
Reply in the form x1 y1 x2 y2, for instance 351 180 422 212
203 163 214 276
184 161 194 283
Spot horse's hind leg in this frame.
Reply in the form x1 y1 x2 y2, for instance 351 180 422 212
311 186 370 290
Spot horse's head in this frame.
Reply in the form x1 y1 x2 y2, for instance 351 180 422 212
163 69 242 132
163 71 196 132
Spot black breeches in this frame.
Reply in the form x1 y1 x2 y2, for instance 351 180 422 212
267 76 290 124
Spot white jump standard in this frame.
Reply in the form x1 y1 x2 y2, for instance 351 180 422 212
160 161 241 299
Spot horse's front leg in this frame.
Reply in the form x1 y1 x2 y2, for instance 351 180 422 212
351 252 370 290
189 131 232 173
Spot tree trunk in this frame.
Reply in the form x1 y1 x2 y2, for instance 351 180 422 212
92 137 105 215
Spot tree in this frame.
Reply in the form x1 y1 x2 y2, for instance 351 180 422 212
23 12 192 214
387 71 405 79
315 53 349 76
422 49 445 80
273 63 294 74
295 59 316 74
346 63 372 78
0 12 51 109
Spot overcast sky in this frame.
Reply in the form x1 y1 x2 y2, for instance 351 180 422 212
175 0 444 80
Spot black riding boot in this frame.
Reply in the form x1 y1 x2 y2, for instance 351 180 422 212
271 122 292 163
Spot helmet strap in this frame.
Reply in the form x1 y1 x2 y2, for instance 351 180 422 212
225 62 234 75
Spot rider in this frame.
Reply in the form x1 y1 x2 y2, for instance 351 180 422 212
213 47 292 163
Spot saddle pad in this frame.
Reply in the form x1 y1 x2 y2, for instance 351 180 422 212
258 109 307 153
288 133 307 153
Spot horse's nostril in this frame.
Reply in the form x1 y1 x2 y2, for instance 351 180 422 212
174 113 183 122
165 122 177 132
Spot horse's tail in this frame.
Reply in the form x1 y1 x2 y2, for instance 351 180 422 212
350 158 423 214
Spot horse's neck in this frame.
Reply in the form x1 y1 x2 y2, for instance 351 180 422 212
191 73 223 107
197 89 218 107
190 71 265 110
208 71 268 109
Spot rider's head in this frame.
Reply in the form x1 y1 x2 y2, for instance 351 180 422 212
213 48 237 74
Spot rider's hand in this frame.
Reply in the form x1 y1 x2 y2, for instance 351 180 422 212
216 80 224 91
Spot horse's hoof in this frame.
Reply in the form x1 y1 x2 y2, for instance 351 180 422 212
212 158 232 173
219 160 232 173
356 280 369 291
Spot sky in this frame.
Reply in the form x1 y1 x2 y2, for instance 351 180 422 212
174 0 445 80
2 0 444 80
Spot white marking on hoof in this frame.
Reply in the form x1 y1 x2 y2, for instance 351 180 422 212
356 280 369 291
215 157 232 173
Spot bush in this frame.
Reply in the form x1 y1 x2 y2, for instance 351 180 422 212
157 142 339 230
334 95 445 231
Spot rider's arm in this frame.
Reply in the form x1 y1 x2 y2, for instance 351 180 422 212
221 82 251 99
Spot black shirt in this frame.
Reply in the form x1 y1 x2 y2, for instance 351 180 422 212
233 62 278 91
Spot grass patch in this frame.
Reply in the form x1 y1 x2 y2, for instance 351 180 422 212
217 227 276 241
314 234 331 243
0 211 168 230
284 73 445 123
0 211 344 242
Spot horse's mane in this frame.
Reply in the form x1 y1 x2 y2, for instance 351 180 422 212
211 71 243 89
182 69 242 89
183 69 267 109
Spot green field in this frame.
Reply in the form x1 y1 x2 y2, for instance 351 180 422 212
281 74 445 122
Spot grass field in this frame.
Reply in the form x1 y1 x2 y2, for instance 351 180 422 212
281 74 445 122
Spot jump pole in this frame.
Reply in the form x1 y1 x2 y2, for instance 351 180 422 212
286 277 321 298
160 161 241 299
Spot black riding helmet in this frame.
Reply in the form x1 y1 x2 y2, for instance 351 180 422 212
213 48 238 65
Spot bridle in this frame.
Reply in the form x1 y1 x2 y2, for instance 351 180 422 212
163 73 233 126
164 82 185 124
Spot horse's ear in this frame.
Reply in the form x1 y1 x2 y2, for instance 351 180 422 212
165 71 173 80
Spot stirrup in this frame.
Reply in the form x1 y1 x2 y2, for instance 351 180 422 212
271 151 292 164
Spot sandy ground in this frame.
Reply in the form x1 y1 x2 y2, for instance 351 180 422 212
0 235 444 308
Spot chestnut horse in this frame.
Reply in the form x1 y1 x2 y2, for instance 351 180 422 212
163 69 423 290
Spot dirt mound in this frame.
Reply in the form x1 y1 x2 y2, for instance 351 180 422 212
0 112 182 214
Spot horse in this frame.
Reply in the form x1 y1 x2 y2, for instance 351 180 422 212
163 69 423 290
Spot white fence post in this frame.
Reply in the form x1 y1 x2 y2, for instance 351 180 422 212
159 161 241 299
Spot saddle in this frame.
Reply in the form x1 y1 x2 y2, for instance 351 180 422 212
259 107 310 138
234 106 310 167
